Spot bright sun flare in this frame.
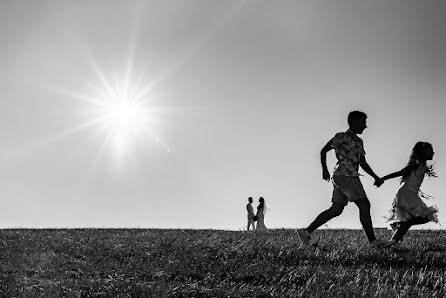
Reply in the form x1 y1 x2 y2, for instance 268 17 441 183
81 66 163 157
100 98 148 152
103 100 146 137
54 53 170 162
91 80 160 157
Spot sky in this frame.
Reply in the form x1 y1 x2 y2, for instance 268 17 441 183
1 0 445 230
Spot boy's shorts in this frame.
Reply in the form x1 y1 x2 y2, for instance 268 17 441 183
332 175 367 206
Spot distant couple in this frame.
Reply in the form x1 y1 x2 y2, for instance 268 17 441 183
247 197 268 231
297 111 438 248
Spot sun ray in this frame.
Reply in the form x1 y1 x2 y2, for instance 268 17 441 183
34 82 107 108
9 115 108 161
85 52 116 99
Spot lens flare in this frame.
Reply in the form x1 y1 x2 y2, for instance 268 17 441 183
100 97 148 152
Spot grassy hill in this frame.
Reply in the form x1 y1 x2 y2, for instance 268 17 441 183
1 228 446 297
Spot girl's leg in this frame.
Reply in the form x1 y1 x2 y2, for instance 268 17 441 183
353 198 376 243
306 202 345 233
391 217 430 242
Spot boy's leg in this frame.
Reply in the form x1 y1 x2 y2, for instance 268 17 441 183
353 198 376 243
305 177 348 234
306 202 345 233
297 178 347 246
391 217 430 242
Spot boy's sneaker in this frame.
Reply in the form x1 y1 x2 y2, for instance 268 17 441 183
297 229 311 246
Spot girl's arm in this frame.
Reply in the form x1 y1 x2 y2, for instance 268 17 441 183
382 164 415 182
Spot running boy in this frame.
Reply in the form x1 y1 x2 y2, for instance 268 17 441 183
297 111 388 247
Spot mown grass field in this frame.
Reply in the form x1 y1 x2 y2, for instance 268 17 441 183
1 228 446 297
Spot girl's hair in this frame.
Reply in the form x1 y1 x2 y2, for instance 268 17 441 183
401 141 437 182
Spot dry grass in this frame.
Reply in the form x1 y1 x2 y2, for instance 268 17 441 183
1 228 446 297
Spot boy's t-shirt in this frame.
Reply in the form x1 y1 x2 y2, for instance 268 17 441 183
330 129 366 177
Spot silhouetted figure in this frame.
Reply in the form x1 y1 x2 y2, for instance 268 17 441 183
297 111 389 247
378 142 439 247
246 197 256 231
256 197 267 230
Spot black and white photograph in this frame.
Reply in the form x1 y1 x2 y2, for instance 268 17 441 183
1 1 445 296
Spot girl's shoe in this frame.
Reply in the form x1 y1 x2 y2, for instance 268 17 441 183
383 239 397 248
371 239 395 248
390 222 400 231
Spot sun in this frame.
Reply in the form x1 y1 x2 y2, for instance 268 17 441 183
88 77 162 158
105 101 144 133
44 50 171 166
68 58 167 158
101 97 148 149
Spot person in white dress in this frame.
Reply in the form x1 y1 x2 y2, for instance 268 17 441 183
246 197 256 231
377 142 438 247
256 197 268 230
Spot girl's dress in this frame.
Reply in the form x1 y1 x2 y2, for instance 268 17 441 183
256 206 268 230
386 163 439 224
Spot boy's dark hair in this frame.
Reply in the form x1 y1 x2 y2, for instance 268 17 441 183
348 111 367 125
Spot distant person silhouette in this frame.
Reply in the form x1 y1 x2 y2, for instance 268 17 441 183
246 197 256 231
377 142 439 247
297 111 389 247
256 197 268 230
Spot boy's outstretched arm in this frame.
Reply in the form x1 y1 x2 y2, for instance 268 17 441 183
359 156 381 184
321 141 333 181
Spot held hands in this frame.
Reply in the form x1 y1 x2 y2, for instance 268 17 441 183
374 177 384 187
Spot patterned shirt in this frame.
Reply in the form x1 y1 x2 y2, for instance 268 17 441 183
330 129 366 176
